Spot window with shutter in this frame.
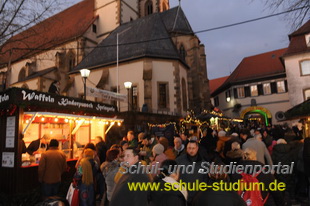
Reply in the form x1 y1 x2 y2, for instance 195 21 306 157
271 82 277 93
257 84 263 95
245 86 250 97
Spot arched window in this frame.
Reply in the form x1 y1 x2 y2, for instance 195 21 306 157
182 78 187 111
304 88 310 100
179 44 186 61
18 67 26 81
66 50 76 71
145 1 153 16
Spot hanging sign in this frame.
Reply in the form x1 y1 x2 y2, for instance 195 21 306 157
87 87 127 102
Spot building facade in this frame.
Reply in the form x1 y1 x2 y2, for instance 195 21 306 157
282 20 310 106
211 49 291 125
0 0 211 116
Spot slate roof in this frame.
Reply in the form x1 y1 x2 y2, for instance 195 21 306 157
71 7 192 73
0 0 95 67
212 48 287 96
283 20 310 57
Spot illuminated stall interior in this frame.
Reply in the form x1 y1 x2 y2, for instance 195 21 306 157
22 112 123 162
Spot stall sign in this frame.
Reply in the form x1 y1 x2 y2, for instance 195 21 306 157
6 116 15 148
2 152 14 168
0 93 9 104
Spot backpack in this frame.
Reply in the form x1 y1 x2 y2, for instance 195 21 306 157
238 172 269 206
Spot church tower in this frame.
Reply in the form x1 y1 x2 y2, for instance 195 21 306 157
139 0 170 17
94 0 169 41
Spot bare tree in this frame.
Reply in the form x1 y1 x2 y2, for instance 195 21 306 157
260 0 310 30
0 0 76 47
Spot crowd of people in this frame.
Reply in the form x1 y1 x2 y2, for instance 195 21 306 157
35 122 310 206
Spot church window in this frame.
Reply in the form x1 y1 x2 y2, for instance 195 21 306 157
145 1 153 16
179 44 186 61
158 82 169 109
18 67 26 81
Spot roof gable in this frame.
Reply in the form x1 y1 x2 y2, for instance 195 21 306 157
0 0 95 66
284 20 310 57
71 7 191 72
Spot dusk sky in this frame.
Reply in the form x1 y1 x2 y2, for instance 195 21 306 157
68 0 297 80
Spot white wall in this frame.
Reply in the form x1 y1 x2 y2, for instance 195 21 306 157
284 53 310 106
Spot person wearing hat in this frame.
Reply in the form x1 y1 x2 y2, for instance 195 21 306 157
150 143 167 176
38 139 67 199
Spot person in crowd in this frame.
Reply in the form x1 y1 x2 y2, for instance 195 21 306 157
173 136 186 158
110 147 150 206
120 140 128 152
75 143 100 168
76 148 97 206
48 80 60 94
140 135 157 164
192 162 246 206
231 148 284 205
148 159 187 206
200 127 218 153
38 139 67 199
176 140 208 203
150 143 168 175
95 136 107 164
137 132 145 148
222 132 240 158
216 130 231 158
27 134 50 156
100 149 120 205
180 132 189 146
225 141 244 164
239 129 250 146
242 130 273 165
159 137 176 160
272 138 296 203
94 136 106 201
262 129 273 149
127 130 138 148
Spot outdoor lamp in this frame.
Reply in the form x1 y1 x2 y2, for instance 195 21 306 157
80 69 90 100
226 96 231 102
124 81 132 111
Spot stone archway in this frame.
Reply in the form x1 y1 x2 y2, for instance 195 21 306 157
240 106 272 126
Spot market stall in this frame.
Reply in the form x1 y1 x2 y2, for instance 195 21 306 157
0 87 122 194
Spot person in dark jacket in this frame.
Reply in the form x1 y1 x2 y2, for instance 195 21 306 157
272 139 295 203
192 162 246 206
148 159 187 206
110 147 150 206
176 140 208 204
95 136 107 164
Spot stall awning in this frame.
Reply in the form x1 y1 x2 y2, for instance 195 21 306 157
285 99 310 120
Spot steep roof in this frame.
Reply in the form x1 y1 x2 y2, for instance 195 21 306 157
71 7 191 73
0 0 95 67
209 76 229 94
284 20 310 57
212 48 287 96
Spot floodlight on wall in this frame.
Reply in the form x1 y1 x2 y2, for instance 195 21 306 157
226 97 231 102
